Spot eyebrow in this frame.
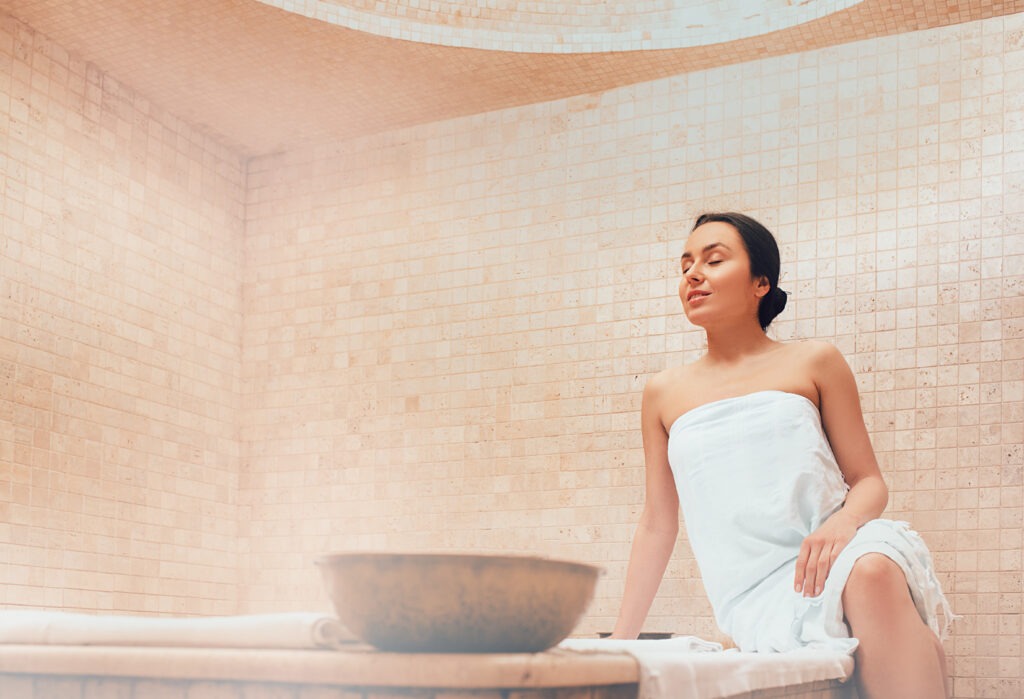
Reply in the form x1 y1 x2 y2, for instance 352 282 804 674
681 242 732 260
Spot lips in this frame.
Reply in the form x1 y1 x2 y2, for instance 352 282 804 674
687 290 711 303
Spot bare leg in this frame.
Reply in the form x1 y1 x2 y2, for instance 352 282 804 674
842 553 947 699
932 632 950 698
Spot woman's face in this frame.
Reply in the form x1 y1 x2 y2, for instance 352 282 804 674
678 220 769 328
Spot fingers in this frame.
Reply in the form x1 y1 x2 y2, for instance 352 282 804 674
805 543 822 597
797 541 823 597
796 517 858 598
796 539 840 597
813 545 832 597
794 542 811 593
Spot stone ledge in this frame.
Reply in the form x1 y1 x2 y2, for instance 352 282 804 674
0 645 639 689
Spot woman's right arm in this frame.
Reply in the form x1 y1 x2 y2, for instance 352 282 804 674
609 376 680 639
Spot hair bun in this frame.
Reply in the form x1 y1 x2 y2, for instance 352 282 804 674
774 287 788 313
758 286 788 330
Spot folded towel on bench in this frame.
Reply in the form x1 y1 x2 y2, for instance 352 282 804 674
0 611 355 649
558 636 853 699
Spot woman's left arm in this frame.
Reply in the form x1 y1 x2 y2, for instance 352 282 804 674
793 341 889 598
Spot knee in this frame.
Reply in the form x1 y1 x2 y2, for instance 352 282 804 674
844 553 907 603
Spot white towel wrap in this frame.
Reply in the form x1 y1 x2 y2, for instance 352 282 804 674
666 390 956 653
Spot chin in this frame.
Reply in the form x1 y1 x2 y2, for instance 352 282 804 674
682 308 708 328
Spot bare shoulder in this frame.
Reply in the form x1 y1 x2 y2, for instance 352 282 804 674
756 339 845 376
643 364 688 399
786 340 857 396
786 339 844 363
764 340 849 405
642 363 694 428
793 339 849 371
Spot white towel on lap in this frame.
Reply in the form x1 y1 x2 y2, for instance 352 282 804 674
0 611 355 649
558 637 853 699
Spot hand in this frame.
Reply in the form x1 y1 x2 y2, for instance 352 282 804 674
794 510 859 597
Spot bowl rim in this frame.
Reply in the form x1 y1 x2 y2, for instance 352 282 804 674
313 551 603 575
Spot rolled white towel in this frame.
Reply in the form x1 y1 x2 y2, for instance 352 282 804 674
0 611 356 649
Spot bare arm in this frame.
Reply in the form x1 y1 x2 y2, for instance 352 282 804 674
610 376 680 639
794 342 889 597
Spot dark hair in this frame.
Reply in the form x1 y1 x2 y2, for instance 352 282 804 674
691 212 788 331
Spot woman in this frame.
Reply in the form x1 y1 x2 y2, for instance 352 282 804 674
610 213 953 699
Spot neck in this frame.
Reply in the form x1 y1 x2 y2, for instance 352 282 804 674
702 321 776 365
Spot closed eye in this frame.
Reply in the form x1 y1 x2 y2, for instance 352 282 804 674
683 260 722 273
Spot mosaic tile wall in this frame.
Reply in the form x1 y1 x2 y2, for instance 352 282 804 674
1 6 1022 699
243 15 1023 698
0 13 246 615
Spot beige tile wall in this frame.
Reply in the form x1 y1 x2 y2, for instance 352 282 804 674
1 6 1021 699
243 14 1023 699
0 13 246 615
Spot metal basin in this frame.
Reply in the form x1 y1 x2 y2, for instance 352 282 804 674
315 552 602 653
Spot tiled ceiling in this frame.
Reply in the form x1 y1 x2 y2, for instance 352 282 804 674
254 0 868 52
2 1 1021 157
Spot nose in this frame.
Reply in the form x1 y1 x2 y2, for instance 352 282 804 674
686 265 704 285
